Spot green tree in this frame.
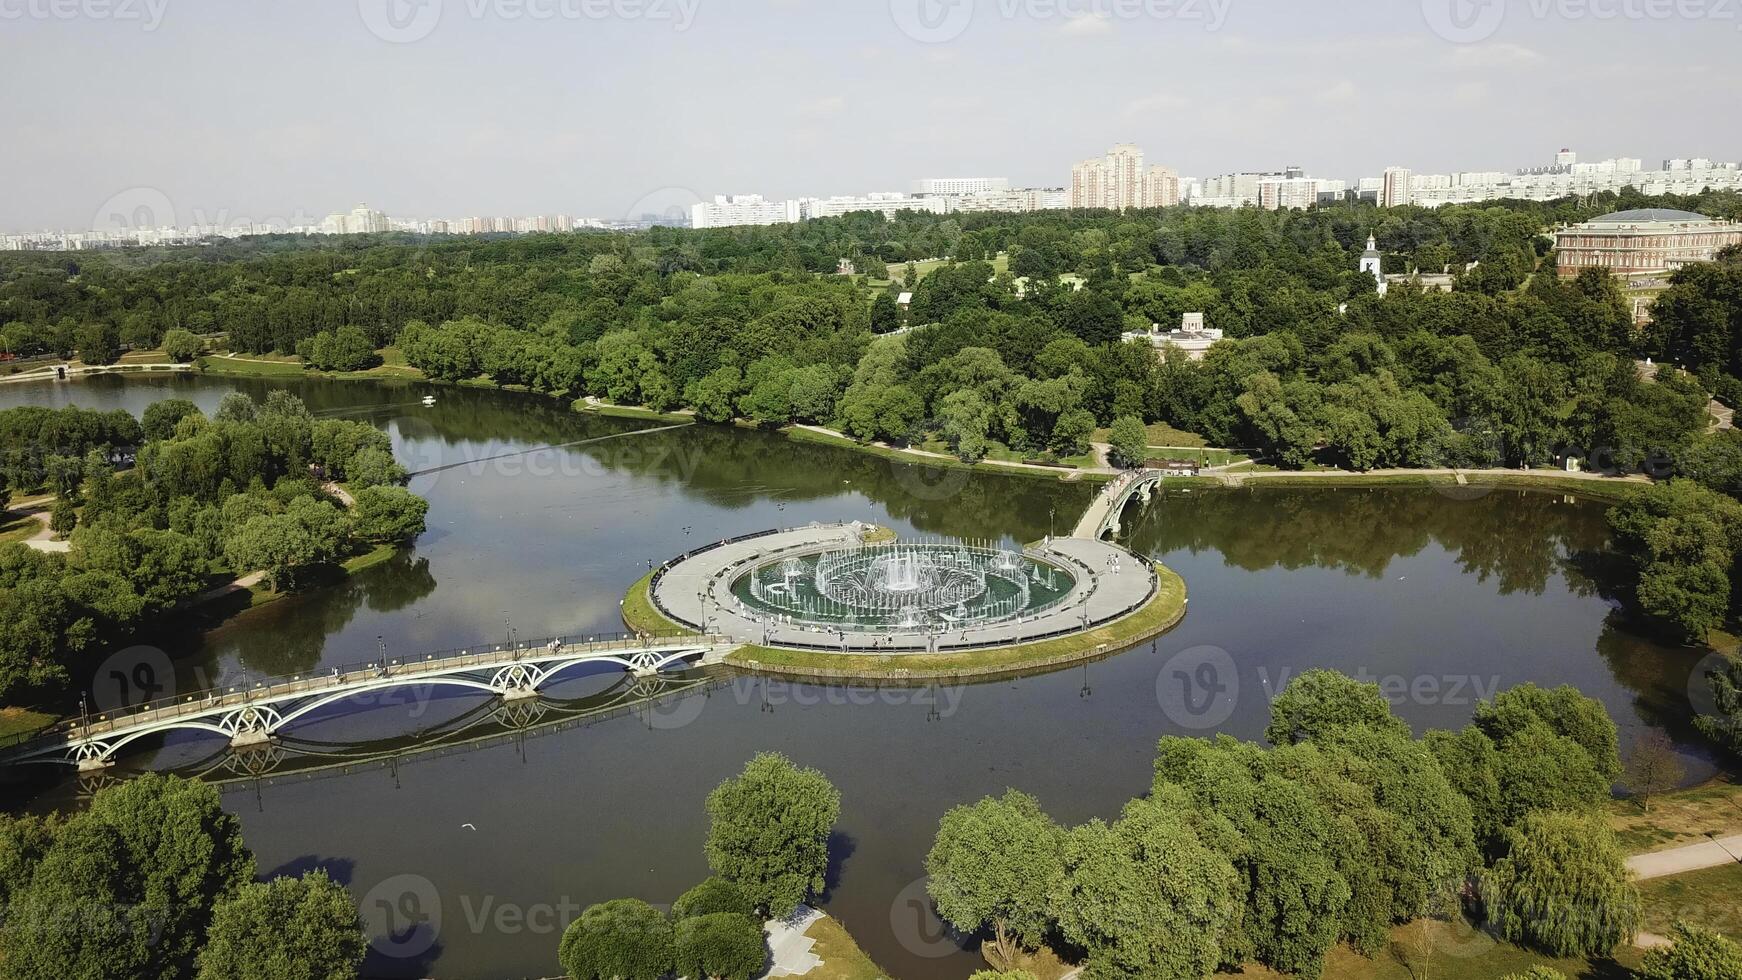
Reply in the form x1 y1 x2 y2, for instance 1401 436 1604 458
48 499 77 539
671 912 766 980
1052 794 1242 980
161 328 202 363
141 399 203 441
1481 811 1639 957
344 446 406 488
1639 922 1742 980
349 485 428 544
1264 669 1411 746
1695 656 1742 760
1050 407 1096 458
195 869 365 980
1106 415 1148 469
673 876 754 919
558 899 674 980
870 292 902 333
925 790 1065 965
75 321 120 365
0 774 255 980
704 752 840 916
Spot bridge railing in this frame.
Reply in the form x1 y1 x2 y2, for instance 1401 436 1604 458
6 628 713 751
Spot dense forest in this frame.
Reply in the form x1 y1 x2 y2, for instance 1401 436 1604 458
8 190 1742 639
0 394 428 701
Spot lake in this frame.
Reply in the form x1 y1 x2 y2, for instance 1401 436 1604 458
0 373 1721 980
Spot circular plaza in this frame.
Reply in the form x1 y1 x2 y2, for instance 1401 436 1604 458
644 522 1169 655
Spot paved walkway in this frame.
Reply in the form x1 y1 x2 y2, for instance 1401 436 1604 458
1627 834 1742 880
652 524 1153 654
760 906 824 978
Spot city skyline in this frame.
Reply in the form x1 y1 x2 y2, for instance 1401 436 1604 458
3 0 1740 230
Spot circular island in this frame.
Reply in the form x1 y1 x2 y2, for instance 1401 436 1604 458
628 520 1186 679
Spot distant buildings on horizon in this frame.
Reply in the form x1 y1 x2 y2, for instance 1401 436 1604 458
7 146 1742 250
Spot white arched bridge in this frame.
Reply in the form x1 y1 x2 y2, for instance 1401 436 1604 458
2 632 730 772
1072 469 1167 540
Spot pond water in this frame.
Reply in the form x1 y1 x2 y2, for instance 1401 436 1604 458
0 373 1723 980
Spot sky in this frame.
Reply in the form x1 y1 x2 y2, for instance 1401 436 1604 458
2 0 1740 231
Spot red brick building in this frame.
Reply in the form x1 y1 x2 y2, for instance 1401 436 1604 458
1556 208 1742 280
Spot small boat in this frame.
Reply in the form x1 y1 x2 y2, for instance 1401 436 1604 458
421 395 437 407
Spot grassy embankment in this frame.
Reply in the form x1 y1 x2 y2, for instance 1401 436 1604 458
622 563 1188 680
195 346 422 381
799 915 893 980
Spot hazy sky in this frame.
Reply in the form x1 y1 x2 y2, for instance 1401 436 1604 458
2 0 1739 230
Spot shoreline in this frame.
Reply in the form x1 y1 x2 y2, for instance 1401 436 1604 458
189 357 1651 502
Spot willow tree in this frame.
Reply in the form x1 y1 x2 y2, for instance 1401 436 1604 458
1481 811 1639 956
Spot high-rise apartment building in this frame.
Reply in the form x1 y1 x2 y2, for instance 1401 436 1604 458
1071 145 1179 209
1381 168 1414 207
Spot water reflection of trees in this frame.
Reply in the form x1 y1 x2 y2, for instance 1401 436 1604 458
1131 488 1612 596
190 551 439 679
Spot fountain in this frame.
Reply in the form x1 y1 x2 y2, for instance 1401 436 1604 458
732 542 1074 633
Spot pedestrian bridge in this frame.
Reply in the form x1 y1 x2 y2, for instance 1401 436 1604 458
2 632 728 771
1071 469 1166 540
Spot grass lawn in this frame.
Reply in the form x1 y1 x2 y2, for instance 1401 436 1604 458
1608 778 1742 852
882 251 1008 282
726 562 1186 678
914 437 1097 471
199 349 425 382
198 353 305 377
0 706 57 742
0 510 40 545
1638 863 1742 942
1230 918 1636 980
620 570 691 634
800 915 891 980
574 400 694 423
341 543 399 575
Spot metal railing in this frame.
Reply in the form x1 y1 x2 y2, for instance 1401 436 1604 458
1 628 713 757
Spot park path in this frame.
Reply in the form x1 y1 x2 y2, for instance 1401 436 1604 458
1627 833 1742 880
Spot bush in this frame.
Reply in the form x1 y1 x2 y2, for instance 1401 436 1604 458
673 877 755 920
1639 922 1742 980
671 912 766 980
558 899 673 980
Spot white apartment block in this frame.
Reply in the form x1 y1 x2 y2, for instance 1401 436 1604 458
913 177 1010 196
800 193 949 221
1392 153 1742 208
319 204 389 235
689 195 802 229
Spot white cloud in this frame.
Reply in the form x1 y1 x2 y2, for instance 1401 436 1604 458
1060 13 1113 35
1316 80 1359 106
1445 42 1544 69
